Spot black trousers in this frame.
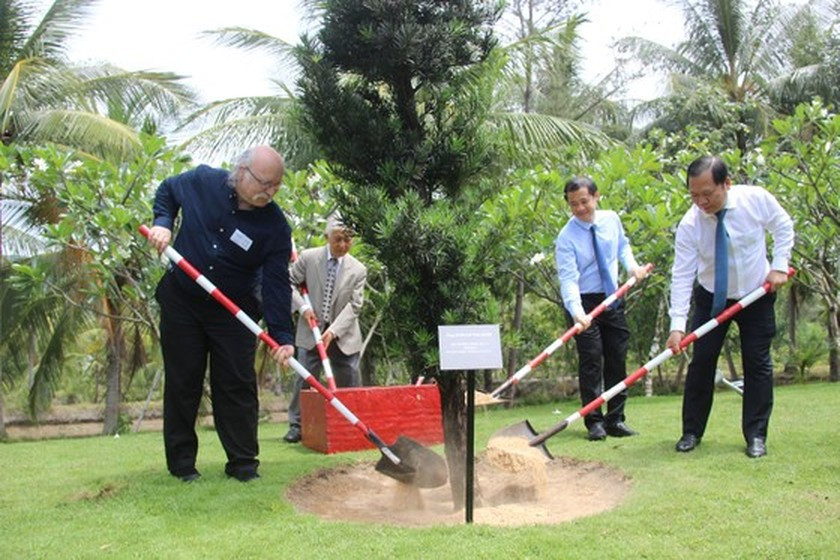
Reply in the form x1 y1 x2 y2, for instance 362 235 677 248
682 286 776 442
571 294 630 428
155 273 260 477
287 341 361 428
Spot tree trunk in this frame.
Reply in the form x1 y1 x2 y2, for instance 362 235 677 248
724 338 738 379
438 372 466 510
102 306 124 435
502 278 525 397
784 285 799 377
0 373 6 440
829 307 839 383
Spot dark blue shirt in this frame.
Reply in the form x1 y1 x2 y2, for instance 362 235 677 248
153 164 294 345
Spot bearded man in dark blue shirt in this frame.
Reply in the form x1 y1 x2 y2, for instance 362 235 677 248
147 145 295 483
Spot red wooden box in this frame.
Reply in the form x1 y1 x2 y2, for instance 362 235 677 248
300 384 444 454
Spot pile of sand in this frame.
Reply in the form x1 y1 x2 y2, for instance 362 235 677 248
286 450 631 527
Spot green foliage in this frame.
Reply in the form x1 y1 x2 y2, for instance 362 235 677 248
0 137 190 419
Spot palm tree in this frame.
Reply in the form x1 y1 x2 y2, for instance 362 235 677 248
177 27 319 169
0 0 195 159
770 0 840 113
0 0 194 435
618 0 808 151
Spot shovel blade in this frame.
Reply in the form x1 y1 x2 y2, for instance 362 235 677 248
488 420 554 460
375 435 449 489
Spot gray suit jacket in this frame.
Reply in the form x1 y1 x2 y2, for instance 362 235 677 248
289 246 367 354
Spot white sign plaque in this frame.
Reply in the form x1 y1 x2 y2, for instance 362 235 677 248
438 324 503 371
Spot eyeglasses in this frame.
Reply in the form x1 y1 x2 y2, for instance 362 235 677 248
244 166 281 190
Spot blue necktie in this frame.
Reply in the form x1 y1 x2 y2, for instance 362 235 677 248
591 224 616 296
711 209 729 316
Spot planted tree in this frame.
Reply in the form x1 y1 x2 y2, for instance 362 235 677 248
296 0 502 507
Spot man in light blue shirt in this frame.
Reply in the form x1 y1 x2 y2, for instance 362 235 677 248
555 177 648 441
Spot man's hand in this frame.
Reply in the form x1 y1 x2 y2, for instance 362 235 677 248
574 312 592 331
766 270 789 292
666 330 685 354
321 330 335 349
147 226 172 254
303 308 316 324
632 266 649 282
271 344 295 366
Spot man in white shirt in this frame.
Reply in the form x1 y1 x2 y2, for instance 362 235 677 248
555 177 648 441
666 156 794 458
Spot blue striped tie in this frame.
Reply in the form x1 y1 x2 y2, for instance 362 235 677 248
711 209 728 316
591 224 616 296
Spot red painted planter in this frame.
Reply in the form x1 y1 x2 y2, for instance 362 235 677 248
300 384 444 454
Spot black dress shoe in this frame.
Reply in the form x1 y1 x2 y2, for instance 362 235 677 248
176 470 201 483
606 421 638 437
226 468 260 482
283 426 301 443
746 437 767 458
587 423 607 441
675 433 700 452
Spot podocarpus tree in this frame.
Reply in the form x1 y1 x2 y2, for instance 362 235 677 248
296 0 502 507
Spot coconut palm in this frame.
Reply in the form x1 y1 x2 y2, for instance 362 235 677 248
618 0 811 151
769 0 840 113
0 0 195 160
181 11 613 171
177 27 318 168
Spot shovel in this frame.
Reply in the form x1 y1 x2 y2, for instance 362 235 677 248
488 420 553 460
528 268 795 449
139 225 448 488
489 263 653 401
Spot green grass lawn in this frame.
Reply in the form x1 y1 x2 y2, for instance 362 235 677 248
1 382 838 559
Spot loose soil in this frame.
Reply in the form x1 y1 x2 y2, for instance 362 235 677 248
287 443 631 527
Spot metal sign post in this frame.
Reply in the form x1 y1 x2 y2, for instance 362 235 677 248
438 325 503 524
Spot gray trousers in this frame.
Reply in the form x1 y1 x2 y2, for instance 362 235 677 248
287 343 361 428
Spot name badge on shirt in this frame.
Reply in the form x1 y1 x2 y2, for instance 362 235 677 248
230 228 253 251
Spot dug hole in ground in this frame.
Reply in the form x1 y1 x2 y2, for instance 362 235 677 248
287 433 631 527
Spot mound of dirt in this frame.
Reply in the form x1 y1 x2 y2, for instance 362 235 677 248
286 452 631 527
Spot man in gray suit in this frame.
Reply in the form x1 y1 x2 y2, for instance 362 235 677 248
283 216 367 443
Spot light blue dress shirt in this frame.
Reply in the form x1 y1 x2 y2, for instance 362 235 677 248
555 209 639 318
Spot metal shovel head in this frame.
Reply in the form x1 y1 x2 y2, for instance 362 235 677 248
488 420 554 460
375 435 449 489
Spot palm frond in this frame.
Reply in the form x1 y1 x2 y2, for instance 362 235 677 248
16 108 142 160
19 0 97 62
490 111 613 161
201 27 297 65
616 36 701 76
0 199 49 259
70 64 197 125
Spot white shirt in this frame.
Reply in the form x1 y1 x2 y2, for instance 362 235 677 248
669 184 794 332
555 210 639 318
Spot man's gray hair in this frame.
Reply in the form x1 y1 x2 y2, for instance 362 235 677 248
325 214 350 235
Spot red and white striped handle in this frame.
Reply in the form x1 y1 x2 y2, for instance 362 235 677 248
139 225 400 465
491 263 654 399
530 267 795 447
298 283 337 391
